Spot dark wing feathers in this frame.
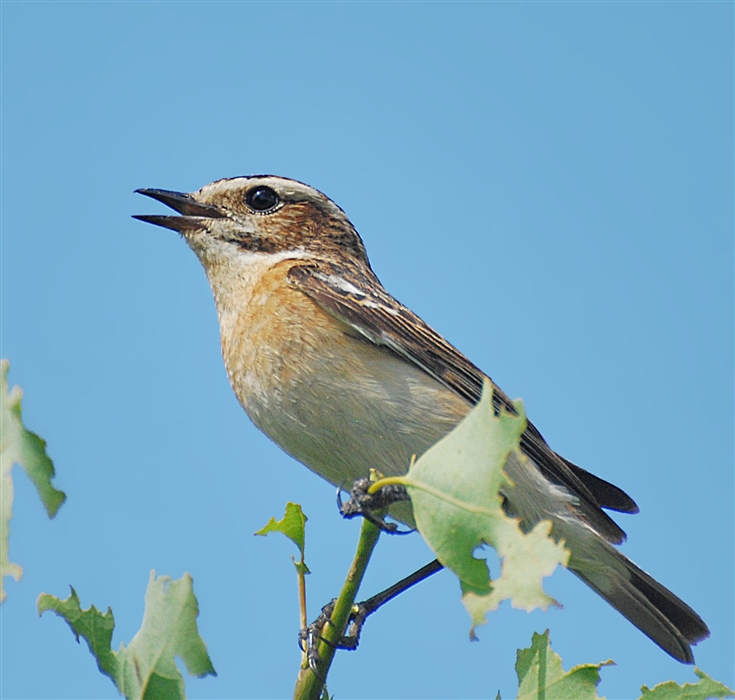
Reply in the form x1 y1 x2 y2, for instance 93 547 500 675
287 262 637 543
563 457 639 514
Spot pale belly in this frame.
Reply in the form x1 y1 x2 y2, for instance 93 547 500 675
205 258 575 533
239 332 471 493
213 258 472 524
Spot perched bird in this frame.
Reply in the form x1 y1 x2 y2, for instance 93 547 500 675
134 175 709 663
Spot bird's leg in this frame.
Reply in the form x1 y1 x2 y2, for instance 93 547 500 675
337 477 412 533
337 559 446 649
301 559 445 665
300 476 440 669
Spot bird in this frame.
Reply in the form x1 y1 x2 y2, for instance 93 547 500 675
134 174 709 664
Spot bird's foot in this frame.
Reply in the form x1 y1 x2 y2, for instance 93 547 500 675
337 477 413 534
299 598 375 674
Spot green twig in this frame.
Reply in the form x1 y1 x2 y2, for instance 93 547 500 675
293 519 382 700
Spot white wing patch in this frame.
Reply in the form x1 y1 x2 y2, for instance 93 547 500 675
320 273 365 297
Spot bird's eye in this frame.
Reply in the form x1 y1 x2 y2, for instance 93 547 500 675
245 186 280 212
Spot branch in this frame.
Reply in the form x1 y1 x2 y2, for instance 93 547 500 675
293 519 381 700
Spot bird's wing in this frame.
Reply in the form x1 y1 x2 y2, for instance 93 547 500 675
287 261 636 543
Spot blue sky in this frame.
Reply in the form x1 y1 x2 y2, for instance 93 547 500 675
1 3 732 699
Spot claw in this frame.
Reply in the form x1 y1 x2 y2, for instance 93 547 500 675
307 641 326 681
335 482 348 513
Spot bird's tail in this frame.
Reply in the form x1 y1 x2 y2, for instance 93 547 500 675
568 540 710 663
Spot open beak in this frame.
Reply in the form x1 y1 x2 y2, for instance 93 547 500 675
133 188 226 232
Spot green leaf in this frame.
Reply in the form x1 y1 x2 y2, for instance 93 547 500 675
256 502 309 573
639 668 734 700
1 359 66 602
38 571 216 700
400 379 569 637
516 630 613 700
37 587 118 679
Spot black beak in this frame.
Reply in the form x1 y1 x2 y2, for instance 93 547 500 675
133 188 226 232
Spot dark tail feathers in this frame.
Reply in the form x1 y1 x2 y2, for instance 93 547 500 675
571 545 709 663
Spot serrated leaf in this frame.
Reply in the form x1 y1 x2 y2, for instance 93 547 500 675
639 668 734 700
516 630 613 700
38 571 216 700
401 380 569 636
1 359 66 602
256 502 308 563
37 586 119 679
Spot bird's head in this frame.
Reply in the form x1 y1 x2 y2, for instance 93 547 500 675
134 175 370 267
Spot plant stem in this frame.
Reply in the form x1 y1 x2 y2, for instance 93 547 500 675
293 519 382 700
297 560 308 633
297 553 308 668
